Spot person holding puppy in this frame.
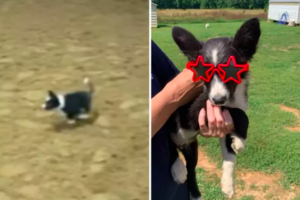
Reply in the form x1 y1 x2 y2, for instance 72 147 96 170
151 40 233 200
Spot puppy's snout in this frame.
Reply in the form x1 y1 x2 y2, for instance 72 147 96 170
212 95 226 105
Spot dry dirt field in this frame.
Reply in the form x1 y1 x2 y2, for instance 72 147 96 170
158 9 266 16
157 9 267 22
0 0 148 200
158 9 265 15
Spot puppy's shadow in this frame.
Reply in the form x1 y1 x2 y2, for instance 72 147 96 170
53 110 99 132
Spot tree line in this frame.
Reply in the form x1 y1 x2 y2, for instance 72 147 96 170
152 0 269 9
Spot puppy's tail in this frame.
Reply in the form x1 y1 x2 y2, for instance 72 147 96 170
83 77 95 94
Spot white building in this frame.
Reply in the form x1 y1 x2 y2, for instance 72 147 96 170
268 0 300 24
151 2 158 28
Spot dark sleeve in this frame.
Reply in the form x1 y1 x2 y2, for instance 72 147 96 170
151 40 180 88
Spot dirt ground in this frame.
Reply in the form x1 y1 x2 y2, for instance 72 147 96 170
280 104 300 131
181 150 300 200
0 0 148 200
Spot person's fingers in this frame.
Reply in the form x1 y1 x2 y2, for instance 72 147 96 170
199 108 209 137
206 100 216 126
206 100 216 135
209 129 216 137
223 109 234 132
199 104 231 138
219 129 227 138
213 105 225 137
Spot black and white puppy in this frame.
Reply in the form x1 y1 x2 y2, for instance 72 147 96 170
169 18 261 199
42 78 94 124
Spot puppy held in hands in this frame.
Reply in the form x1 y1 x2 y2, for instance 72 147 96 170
42 78 94 124
170 18 261 199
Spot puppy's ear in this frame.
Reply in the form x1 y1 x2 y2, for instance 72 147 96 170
233 18 261 61
48 90 56 97
172 26 203 60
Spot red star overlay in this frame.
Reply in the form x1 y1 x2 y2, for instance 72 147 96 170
186 56 215 82
186 55 249 84
217 56 249 84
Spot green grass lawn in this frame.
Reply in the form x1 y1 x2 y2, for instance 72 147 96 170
152 21 300 199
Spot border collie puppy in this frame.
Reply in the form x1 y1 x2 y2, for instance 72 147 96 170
42 78 94 124
169 18 261 199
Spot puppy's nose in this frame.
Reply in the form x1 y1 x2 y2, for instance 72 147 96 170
212 96 226 105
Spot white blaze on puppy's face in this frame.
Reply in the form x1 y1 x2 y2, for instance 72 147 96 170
209 75 229 105
211 49 218 65
41 96 51 109
207 48 230 105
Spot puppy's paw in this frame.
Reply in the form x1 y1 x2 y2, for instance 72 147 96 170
221 175 234 199
231 136 246 154
171 158 187 184
190 195 202 200
67 120 76 125
77 114 90 119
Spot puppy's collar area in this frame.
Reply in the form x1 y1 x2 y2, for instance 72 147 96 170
186 55 249 84
57 94 65 110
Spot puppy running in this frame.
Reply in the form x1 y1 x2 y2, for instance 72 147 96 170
42 78 94 124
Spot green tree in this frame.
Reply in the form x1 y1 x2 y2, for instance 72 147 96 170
176 0 183 8
152 0 269 9
208 0 217 8
192 0 201 8
216 0 226 8
200 0 208 8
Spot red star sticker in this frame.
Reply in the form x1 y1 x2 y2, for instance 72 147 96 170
217 56 249 84
186 55 249 84
186 56 215 82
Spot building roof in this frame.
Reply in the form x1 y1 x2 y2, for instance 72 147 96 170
269 0 300 2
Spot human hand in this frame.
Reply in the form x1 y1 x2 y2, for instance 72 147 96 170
198 100 234 138
163 69 204 107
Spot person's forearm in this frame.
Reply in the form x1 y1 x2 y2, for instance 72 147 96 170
151 88 179 137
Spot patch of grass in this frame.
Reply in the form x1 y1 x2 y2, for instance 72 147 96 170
264 192 274 199
152 20 300 193
279 177 291 190
292 196 300 200
239 196 255 200
250 183 258 191
236 179 246 191
262 184 270 192
157 9 267 24
195 168 225 200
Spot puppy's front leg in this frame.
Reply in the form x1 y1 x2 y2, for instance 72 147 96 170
67 113 77 125
220 108 249 198
231 135 246 154
227 108 249 154
220 136 236 199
